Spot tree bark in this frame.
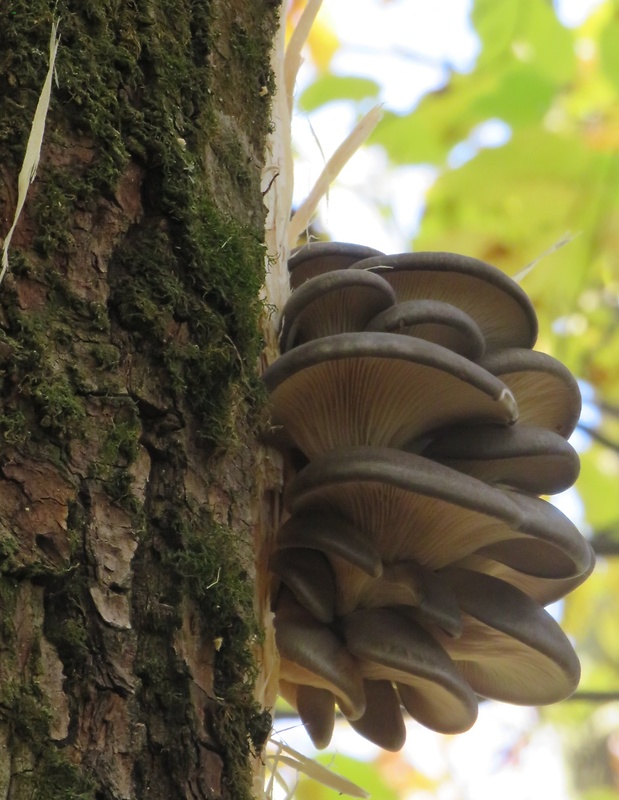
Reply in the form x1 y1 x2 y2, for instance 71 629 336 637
0 2 279 798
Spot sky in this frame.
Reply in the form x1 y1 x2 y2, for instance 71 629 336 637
275 1 607 798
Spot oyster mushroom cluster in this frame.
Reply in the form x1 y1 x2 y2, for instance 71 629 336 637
263 242 593 751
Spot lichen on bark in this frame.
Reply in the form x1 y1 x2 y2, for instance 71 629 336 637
0 0 279 797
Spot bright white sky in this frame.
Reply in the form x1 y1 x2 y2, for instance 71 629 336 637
279 1 606 798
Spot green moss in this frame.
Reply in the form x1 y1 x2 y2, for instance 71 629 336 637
169 511 267 800
0 685 95 800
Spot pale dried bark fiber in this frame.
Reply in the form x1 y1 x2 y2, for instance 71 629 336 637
264 244 593 752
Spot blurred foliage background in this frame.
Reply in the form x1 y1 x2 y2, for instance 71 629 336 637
278 1 619 798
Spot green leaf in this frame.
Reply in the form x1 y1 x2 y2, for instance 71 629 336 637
600 18 619 93
295 754 399 800
472 0 520 67
298 75 381 112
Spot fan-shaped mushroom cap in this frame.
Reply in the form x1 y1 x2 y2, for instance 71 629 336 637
351 251 538 351
477 491 592 580
424 424 580 494
274 588 366 719
279 269 396 352
286 446 524 568
454 547 595 606
276 512 383 578
367 299 485 360
289 241 384 289
263 333 518 458
348 680 407 751
278 680 336 750
269 548 336 623
343 607 478 733
436 569 581 704
479 348 581 438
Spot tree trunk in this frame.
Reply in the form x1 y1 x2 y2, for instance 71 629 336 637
0 2 280 798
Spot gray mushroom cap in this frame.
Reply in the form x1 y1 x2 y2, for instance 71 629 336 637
453 547 595 606
348 680 407 751
367 299 485 360
424 424 580 494
436 569 581 704
479 348 582 438
288 241 384 289
279 269 396 352
276 511 383 578
350 251 538 351
278 680 336 750
343 607 478 734
263 332 518 458
285 446 525 568
477 490 593 580
274 588 366 720
269 548 336 623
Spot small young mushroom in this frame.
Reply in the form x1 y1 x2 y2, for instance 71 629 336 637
288 241 384 289
278 680 336 750
348 680 407 751
424 424 580 494
274 588 366 720
263 332 518 458
366 299 485 361
350 251 538 351
279 269 396 352
275 511 383 578
269 548 337 623
436 569 581 704
343 607 478 733
479 348 582 438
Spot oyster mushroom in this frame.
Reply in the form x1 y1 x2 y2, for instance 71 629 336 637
288 241 384 289
479 348 581 438
343 607 478 733
436 569 581 704
274 588 366 720
269 548 336 623
367 299 485 360
348 680 407 751
263 333 518 458
424 424 580 494
285 446 524 568
275 511 383 578
279 680 336 750
351 251 538 351
279 269 396 352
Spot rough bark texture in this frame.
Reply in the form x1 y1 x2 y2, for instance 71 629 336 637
0 1 279 798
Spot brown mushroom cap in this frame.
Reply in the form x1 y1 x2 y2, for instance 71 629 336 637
289 241 384 289
269 548 336 623
436 569 581 704
279 269 396 352
286 446 524 568
348 680 407 751
424 424 580 494
274 588 366 720
343 607 478 733
263 333 518 458
479 348 582 438
276 511 383 578
367 299 485 360
351 251 538 350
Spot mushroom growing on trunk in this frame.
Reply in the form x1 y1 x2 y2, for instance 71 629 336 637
264 243 592 750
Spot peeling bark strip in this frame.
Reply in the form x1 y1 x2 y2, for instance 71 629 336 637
0 2 279 798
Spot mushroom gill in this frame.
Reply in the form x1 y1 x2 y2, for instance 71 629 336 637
263 333 517 458
351 251 538 351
